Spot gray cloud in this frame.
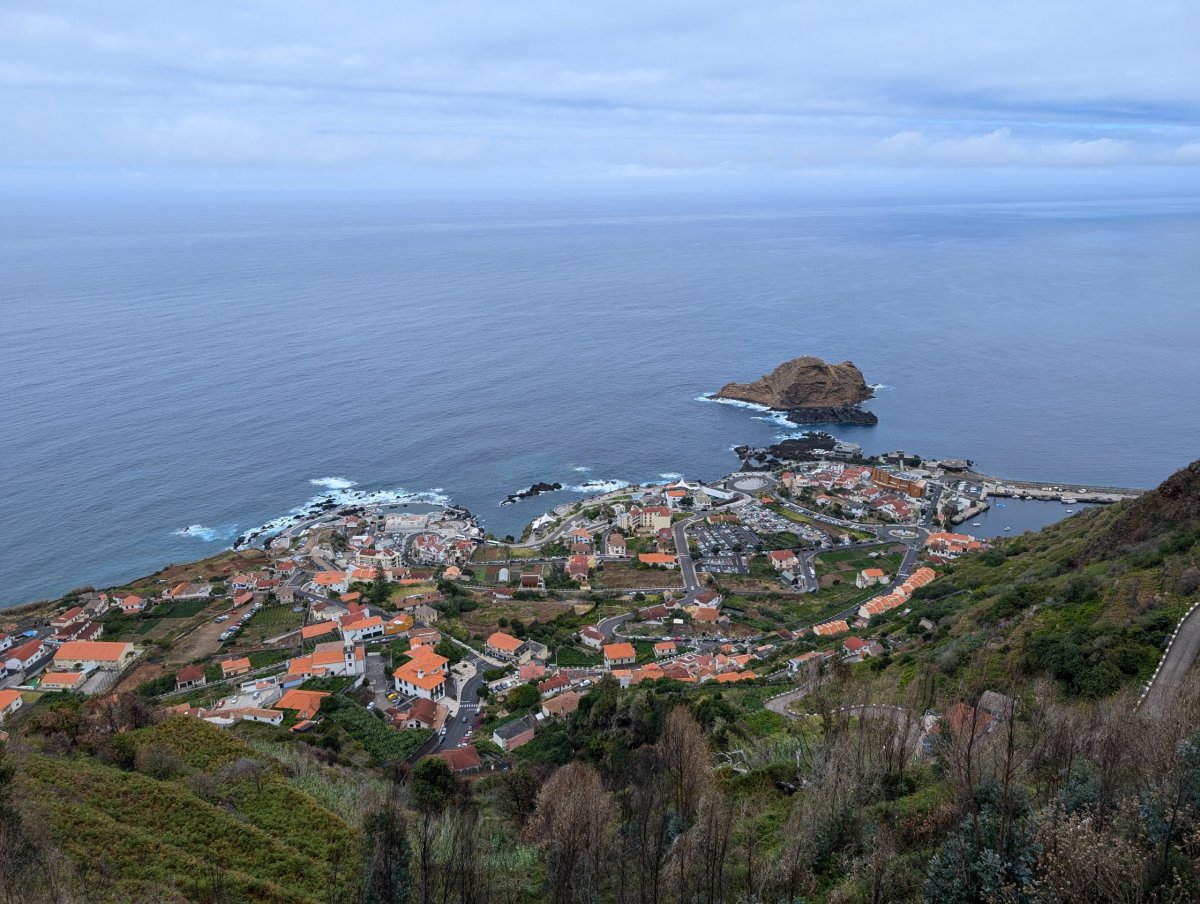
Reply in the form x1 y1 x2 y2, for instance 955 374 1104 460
1 1 1197 191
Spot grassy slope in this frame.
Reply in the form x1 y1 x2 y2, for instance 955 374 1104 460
890 459 1200 698
14 717 360 904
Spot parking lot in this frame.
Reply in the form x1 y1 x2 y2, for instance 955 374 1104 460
692 523 761 555
696 555 750 575
737 503 799 535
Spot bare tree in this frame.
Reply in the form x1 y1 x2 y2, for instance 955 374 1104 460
525 762 617 904
656 706 710 825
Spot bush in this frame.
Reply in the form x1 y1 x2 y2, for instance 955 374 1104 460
319 697 431 764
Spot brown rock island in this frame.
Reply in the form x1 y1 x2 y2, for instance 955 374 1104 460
712 355 878 425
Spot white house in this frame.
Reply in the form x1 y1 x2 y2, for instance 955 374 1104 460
393 646 449 700
0 690 23 723
4 638 48 673
579 626 605 650
339 615 384 643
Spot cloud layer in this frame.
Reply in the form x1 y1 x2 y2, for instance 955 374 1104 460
2 2 1198 192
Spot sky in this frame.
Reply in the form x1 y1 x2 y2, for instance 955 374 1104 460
2 1 1199 198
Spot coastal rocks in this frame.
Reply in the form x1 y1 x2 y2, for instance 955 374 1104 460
734 433 837 469
713 356 876 424
501 482 563 506
785 406 878 426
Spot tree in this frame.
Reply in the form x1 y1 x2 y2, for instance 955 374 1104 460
657 706 710 824
408 757 457 815
408 758 458 904
525 762 617 904
434 639 463 665
505 684 541 712
370 566 391 607
362 790 412 904
497 762 542 826
925 781 1039 904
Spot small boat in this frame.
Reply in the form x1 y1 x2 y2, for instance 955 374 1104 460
1065 509 1074 514
1004 526 1012 532
1062 498 1077 505
972 522 981 527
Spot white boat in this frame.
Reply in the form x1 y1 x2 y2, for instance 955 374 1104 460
1062 498 1077 505
1004 526 1012 532
972 522 981 527
1065 509 1074 513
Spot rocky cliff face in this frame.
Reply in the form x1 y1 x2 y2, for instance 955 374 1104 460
714 356 873 410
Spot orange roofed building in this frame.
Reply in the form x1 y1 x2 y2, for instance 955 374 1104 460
221 657 252 678
275 689 329 720
638 553 678 568
393 645 449 700
603 642 636 667
53 641 136 671
485 631 523 661
813 620 849 637
301 622 338 641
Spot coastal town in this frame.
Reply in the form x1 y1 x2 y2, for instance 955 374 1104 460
0 440 1143 771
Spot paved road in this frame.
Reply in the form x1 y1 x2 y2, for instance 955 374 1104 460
1140 605 1200 717
439 652 486 750
364 652 393 709
764 677 824 717
671 494 752 604
598 611 635 640
672 513 705 598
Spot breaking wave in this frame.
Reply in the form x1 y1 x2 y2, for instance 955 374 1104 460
309 477 358 490
172 524 231 542
568 479 631 494
232 482 452 550
694 394 775 413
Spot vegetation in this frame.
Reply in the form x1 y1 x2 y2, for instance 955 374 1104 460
319 695 432 765
6 460 1200 903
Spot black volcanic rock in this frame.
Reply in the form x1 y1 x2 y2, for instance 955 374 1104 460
786 406 878 426
501 482 563 506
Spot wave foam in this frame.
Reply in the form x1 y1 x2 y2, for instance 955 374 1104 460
659 472 682 480
568 479 631 494
572 466 592 473
869 383 891 391
172 524 228 542
695 394 775 413
309 477 358 490
233 482 453 549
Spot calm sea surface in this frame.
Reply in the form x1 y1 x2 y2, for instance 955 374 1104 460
3 195 1198 606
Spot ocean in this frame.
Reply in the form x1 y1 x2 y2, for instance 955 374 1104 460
3 195 1199 606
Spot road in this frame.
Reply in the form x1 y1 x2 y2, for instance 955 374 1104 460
809 484 940 628
1139 604 1200 717
598 611 635 640
670 494 753 604
439 651 487 750
671 513 705 599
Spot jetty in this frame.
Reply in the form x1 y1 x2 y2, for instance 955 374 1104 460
963 471 1143 504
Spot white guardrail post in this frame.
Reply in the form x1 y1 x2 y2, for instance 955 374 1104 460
1137 601 1200 710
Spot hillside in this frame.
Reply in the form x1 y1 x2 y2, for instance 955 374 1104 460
4 462 1200 904
892 458 1200 698
5 709 362 903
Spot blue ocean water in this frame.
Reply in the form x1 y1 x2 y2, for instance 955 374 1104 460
3 195 1199 606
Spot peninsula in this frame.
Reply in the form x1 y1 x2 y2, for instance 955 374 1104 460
713 355 878 424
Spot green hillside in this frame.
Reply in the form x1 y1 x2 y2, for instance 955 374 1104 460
8 715 362 903
887 460 1200 698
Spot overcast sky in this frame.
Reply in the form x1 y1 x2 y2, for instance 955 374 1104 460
3 1 1198 197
